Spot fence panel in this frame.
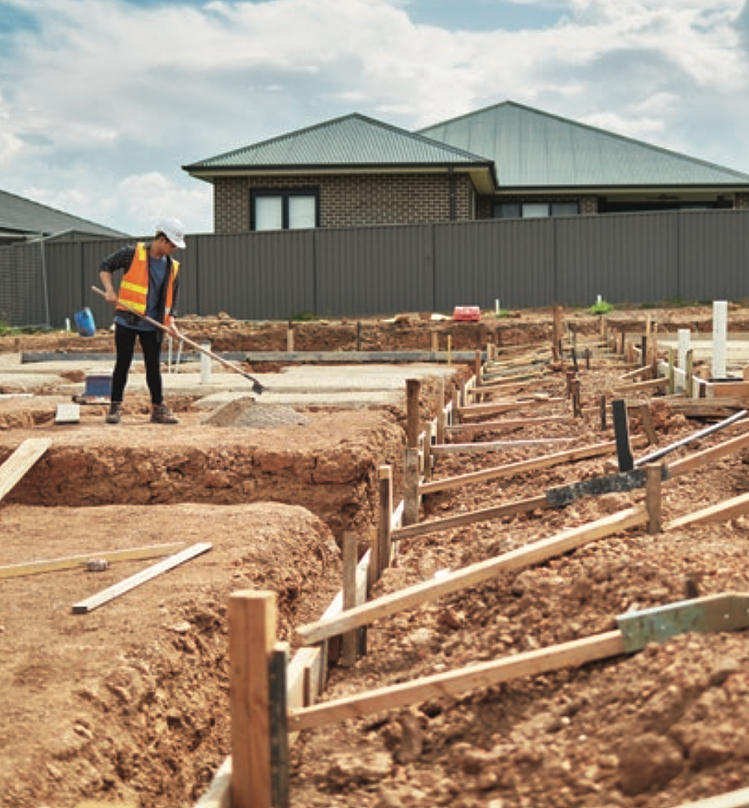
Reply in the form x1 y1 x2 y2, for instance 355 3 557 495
0 242 48 327
555 213 679 307
678 210 749 303
315 225 434 317
187 230 316 320
433 218 556 311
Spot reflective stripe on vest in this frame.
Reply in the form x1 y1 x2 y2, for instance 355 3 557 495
117 243 180 317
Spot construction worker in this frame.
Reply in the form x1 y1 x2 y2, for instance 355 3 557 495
98 216 186 425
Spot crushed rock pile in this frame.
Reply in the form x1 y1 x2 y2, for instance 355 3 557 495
201 395 308 429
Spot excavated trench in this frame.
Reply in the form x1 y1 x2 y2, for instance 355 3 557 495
0 405 417 542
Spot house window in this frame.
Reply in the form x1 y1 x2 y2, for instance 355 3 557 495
251 190 319 231
495 202 579 219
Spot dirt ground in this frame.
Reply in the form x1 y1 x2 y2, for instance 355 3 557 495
3 305 749 808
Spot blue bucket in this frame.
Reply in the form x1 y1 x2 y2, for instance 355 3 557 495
74 307 96 337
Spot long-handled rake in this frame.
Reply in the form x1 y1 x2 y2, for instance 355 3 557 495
92 286 266 395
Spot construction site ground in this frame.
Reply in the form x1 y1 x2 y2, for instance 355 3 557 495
3 305 749 808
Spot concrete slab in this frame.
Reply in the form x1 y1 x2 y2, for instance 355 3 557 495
0 357 460 409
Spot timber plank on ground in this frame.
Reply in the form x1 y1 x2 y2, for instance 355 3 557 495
0 438 51 503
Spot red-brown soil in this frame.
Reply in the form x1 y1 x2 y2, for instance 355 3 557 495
3 306 749 808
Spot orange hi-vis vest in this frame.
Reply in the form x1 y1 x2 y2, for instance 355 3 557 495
116 242 180 318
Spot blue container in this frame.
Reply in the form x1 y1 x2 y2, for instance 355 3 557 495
74 307 96 337
85 372 112 399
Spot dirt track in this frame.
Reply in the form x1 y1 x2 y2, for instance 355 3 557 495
4 306 749 808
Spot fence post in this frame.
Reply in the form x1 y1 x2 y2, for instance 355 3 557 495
229 590 277 808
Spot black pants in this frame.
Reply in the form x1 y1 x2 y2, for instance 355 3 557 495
111 324 163 405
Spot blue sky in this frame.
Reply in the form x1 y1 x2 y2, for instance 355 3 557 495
1 0 748 235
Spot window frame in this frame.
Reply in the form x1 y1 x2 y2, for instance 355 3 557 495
250 188 320 231
494 201 580 220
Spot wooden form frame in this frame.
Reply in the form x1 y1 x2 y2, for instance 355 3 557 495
210 321 749 808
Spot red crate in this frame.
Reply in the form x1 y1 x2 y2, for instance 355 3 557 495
453 306 481 322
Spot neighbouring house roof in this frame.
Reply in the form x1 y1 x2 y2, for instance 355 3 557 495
417 100 749 190
0 188 127 242
183 113 497 192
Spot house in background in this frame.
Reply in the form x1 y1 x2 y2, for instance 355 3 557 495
0 188 127 246
183 100 749 234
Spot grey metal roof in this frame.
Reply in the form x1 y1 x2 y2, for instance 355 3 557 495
183 113 494 172
417 101 749 188
0 188 127 239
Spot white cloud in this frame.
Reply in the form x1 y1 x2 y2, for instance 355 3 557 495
1 0 748 234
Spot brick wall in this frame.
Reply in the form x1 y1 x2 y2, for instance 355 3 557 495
213 172 477 233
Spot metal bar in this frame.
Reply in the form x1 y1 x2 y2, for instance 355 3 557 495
634 409 748 467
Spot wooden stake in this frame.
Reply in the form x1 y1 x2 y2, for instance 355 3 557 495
403 448 420 526
645 464 663 535
341 532 358 668
229 590 276 808
406 379 421 450
686 349 694 398
378 466 393 578
423 421 433 479
638 404 658 446
269 644 290 808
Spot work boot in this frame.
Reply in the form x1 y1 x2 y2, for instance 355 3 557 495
150 403 178 424
105 402 122 424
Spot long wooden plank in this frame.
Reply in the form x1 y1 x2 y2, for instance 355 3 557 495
669 429 749 478
296 506 646 646
0 542 185 580
458 397 564 420
391 495 548 542
446 415 572 434
670 787 749 808
71 542 212 614
667 491 749 530
469 378 550 396
431 438 575 455
420 436 648 495
613 377 667 393
0 438 51 502
288 630 625 731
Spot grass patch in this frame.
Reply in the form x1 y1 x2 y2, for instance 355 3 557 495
588 299 614 315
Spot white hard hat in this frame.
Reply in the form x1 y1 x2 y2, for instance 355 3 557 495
155 216 186 249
